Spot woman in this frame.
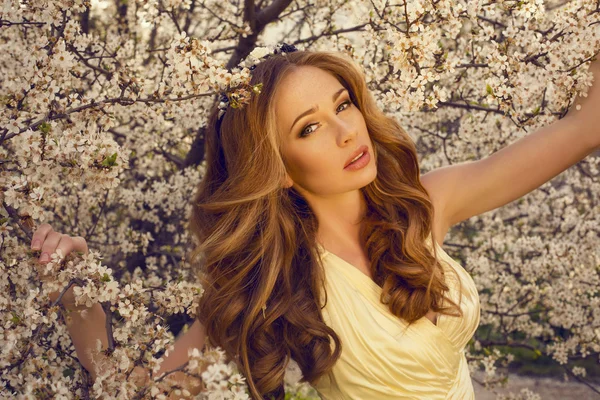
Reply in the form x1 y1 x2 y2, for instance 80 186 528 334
32 45 600 399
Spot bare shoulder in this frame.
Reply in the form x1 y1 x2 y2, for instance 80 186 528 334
420 170 452 247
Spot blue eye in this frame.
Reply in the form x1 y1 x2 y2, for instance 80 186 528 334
299 100 352 138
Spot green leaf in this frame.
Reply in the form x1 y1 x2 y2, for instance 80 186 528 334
486 84 494 96
101 273 111 282
101 152 118 168
63 368 75 378
532 106 540 115
252 83 263 94
39 122 51 134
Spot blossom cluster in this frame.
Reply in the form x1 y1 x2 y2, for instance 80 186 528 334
1 0 600 398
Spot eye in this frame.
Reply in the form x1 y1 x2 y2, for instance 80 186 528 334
299 100 352 138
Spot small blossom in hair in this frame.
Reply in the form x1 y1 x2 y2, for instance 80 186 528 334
249 46 272 60
218 43 298 120
240 43 299 70
217 83 264 118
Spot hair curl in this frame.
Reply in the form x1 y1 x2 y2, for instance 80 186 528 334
187 50 462 399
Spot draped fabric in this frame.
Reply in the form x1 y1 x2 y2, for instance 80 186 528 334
313 235 480 399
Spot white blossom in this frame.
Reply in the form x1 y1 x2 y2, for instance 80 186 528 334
1 0 600 398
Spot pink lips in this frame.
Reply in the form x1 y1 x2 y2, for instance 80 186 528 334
343 147 370 171
344 145 369 168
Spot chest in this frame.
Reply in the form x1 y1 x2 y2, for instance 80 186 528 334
325 247 439 326
331 248 373 279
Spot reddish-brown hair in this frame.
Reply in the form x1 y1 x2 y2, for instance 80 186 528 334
188 50 462 399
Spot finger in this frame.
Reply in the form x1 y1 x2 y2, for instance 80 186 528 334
38 231 64 264
70 236 89 256
38 235 88 277
56 236 89 260
30 223 54 251
36 232 69 282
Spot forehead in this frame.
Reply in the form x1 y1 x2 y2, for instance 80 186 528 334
274 66 342 105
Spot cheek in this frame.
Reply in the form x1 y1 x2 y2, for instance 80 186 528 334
286 147 338 181
355 110 368 130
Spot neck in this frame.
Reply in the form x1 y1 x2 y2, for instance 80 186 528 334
311 189 367 249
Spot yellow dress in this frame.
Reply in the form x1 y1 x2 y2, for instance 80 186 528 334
313 235 480 399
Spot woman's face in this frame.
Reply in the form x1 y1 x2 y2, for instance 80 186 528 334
275 66 377 198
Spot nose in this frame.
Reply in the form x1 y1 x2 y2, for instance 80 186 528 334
334 115 358 143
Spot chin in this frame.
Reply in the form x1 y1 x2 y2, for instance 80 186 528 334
358 166 378 188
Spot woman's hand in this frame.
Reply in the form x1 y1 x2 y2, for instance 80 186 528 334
30 223 89 310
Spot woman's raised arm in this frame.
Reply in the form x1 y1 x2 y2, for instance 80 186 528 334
31 224 207 398
151 318 207 398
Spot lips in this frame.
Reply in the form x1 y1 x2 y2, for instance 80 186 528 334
344 145 369 168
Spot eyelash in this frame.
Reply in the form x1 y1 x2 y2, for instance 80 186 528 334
298 100 352 138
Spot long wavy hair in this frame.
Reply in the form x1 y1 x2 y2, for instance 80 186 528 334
187 50 463 399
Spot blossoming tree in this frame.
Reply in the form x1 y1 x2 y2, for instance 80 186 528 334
1 0 600 398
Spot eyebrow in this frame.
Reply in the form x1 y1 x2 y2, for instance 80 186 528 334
289 87 348 134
